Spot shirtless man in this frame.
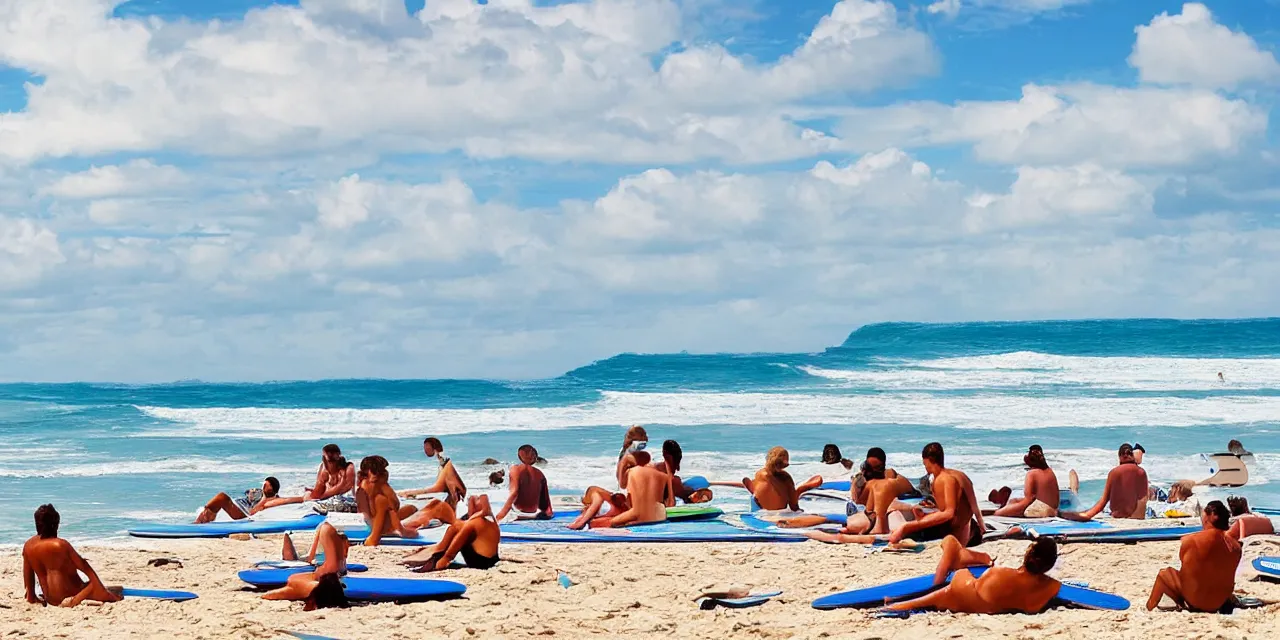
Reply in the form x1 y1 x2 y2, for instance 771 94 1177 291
588 453 674 529
1147 501 1241 612
305 444 357 511
23 504 122 607
403 495 502 572
1226 496 1274 541
992 445 1060 518
1062 444 1148 521
746 447 823 511
398 437 467 507
653 440 713 504
356 455 419 546
194 476 303 523
260 521 351 610
495 444 553 521
568 450 653 530
890 442 984 546
885 537 1061 615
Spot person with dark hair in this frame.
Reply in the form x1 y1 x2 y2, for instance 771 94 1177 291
495 444 553 522
654 440 713 504
889 442 984 546
23 504 122 607
569 449 675 530
990 445 1061 518
263 521 351 610
194 476 304 523
1147 500 1241 612
822 444 854 471
884 537 1061 614
357 455 419 546
305 444 357 512
403 494 502 572
829 447 917 536
1225 495 1274 540
1062 443 1149 522
399 437 467 508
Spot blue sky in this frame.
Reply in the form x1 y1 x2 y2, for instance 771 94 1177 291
0 0 1278 381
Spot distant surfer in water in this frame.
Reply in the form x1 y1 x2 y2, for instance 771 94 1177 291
1218 371 1225 382
398 437 467 508
23 504 122 607
403 494 501 572
356 455 419 546
1147 500 1241 612
495 444 553 522
194 476 304 523
264 522 350 610
989 445 1060 518
1062 443 1148 521
883 537 1061 615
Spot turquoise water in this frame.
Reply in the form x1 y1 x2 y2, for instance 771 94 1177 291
3 318 1279 544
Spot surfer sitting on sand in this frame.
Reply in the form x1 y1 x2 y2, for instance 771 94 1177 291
194 476 304 523
403 494 502 572
356 455 419 546
616 425 649 489
398 437 467 508
1062 443 1148 521
883 537 1061 615
573 450 675 530
800 447 922 543
745 446 823 512
989 445 1060 518
654 440 713 504
23 504 123 607
1226 496 1274 540
890 443 985 547
262 522 351 610
1147 500 1241 612
495 444 553 522
305 444 357 512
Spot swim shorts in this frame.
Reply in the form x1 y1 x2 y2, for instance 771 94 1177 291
233 489 264 516
1024 499 1057 519
313 495 358 514
460 544 500 570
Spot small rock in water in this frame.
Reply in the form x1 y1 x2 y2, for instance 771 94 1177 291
482 458 501 465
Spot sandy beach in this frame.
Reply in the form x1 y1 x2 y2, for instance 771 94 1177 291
5 531 1280 640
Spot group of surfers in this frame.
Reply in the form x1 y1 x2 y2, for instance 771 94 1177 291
21 431 1275 616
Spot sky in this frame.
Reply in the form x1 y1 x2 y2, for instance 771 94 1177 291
1 0 1279 382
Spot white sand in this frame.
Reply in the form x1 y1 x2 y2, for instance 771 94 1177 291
4 533 1280 639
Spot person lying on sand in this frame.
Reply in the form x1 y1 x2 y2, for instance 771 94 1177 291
398 437 467 508
261 525 349 611
356 455 419 546
194 476 303 523
23 504 122 607
989 445 1060 518
883 537 1061 615
653 440 713 504
402 495 501 572
305 444 357 512
1226 496 1274 541
495 444 553 522
1147 500 1241 612
890 443 985 547
1061 444 1148 521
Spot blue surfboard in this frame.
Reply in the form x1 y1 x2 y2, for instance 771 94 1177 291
1253 557 1280 578
120 587 199 602
1042 525 1199 542
128 514 325 538
252 560 368 572
341 577 466 602
819 480 852 491
812 567 1128 611
499 517 809 543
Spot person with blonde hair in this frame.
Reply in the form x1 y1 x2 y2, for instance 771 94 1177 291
615 425 649 489
744 447 823 516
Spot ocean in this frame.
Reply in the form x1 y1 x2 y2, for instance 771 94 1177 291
3 318 1279 545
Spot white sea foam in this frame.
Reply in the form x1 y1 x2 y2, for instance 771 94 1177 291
135 389 1280 439
0 457 314 478
799 352 1280 391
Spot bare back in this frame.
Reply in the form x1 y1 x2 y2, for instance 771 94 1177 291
1107 464 1149 518
1179 529 1241 611
972 567 1061 614
625 466 670 523
934 469 978 540
510 464 549 513
751 468 798 511
1026 468 1060 509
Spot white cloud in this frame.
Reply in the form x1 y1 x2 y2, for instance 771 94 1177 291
0 216 64 289
40 160 188 199
836 83 1267 167
0 0 934 166
964 164 1154 233
1130 3 1280 90
926 0 1091 19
